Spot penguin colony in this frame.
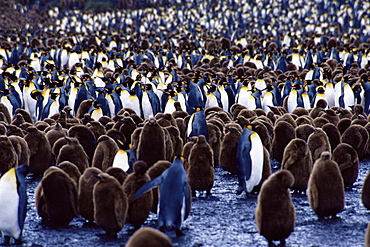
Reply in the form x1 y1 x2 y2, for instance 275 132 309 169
0 0 370 246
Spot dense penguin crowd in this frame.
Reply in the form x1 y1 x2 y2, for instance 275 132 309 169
0 0 370 246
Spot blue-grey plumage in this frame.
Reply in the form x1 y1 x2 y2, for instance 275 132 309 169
134 157 191 236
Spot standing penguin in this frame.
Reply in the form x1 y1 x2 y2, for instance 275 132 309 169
137 117 166 168
112 139 137 174
255 169 296 247
0 135 18 175
281 138 313 192
307 129 331 163
308 152 345 218
24 126 51 176
271 120 296 163
122 161 153 229
341 124 369 159
219 124 242 174
56 137 89 174
78 167 102 223
134 157 191 236
236 124 264 196
93 172 128 237
333 143 359 189
0 164 29 245
187 106 209 141
92 135 119 172
187 135 214 196
35 167 78 226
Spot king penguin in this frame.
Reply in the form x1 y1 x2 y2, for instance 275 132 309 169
236 124 264 196
0 164 29 245
134 157 191 236
187 106 209 141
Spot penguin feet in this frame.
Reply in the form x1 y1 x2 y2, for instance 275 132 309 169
267 240 277 247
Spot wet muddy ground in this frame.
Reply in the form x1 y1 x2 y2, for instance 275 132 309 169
20 159 370 247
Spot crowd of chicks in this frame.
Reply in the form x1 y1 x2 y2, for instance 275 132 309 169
1 0 370 246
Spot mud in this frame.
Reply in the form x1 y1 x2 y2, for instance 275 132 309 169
18 159 370 247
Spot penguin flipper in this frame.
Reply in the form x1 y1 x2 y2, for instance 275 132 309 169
183 181 191 221
15 165 29 233
134 175 164 200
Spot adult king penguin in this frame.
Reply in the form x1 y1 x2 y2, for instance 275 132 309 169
0 164 29 245
134 157 191 236
236 124 264 196
187 106 209 141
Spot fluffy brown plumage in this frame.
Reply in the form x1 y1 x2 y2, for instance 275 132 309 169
92 135 119 172
137 118 166 168
122 161 153 229
8 135 30 166
341 124 369 159
56 137 89 174
219 124 242 174
67 125 97 166
93 172 128 237
255 169 295 247
272 121 296 163
281 138 312 192
126 227 174 247
307 129 331 163
333 143 359 189
78 167 102 222
187 135 214 196
0 135 18 175
24 126 51 176
308 152 345 218
36 167 78 226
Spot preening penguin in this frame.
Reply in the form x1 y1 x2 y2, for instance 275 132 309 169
92 135 119 172
35 166 78 226
187 135 214 196
308 152 345 218
93 172 128 237
341 124 369 159
123 161 153 229
236 124 264 196
333 143 359 189
281 138 313 192
0 164 29 245
219 124 242 174
307 128 331 163
134 157 191 236
56 137 89 174
255 169 295 247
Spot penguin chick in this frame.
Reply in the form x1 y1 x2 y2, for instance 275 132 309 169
93 172 128 237
308 152 345 218
271 121 296 163
333 143 359 189
56 137 89 174
307 129 331 163
126 227 174 247
0 135 18 175
106 167 128 185
281 138 312 192
187 135 214 196
57 161 82 186
8 136 30 167
36 166 78 226
137 118 166 168
256 169 295 247
341 124 369 159
123 161 153 229
24 126 51 176
78 167 102 223
92 135 119 172
0 164 29 245
219 124 242 174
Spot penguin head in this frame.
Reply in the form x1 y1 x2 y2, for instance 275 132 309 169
272 169 295 189
94 172 113 182
133 161 148 175
320 151 331 160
